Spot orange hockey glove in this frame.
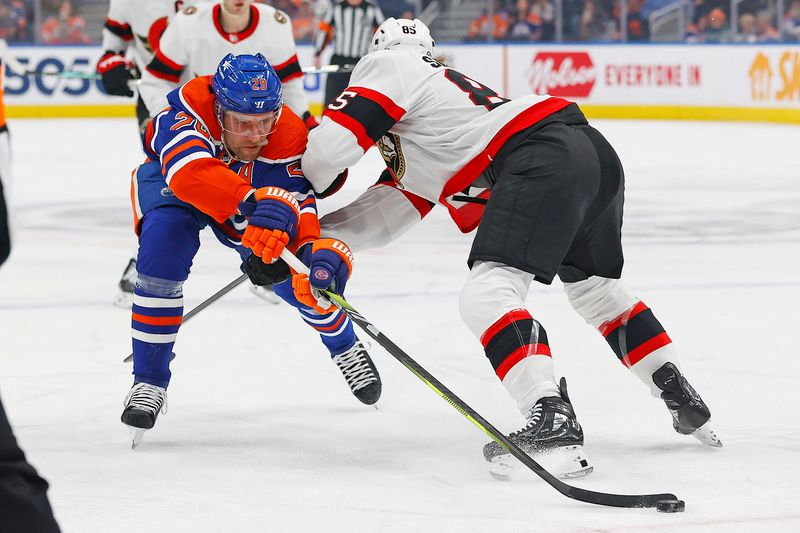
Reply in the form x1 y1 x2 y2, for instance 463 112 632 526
240 187 300 264
291 239 354 313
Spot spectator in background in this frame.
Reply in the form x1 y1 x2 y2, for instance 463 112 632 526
614 0 650 41
9 1 29 42
530 0 555 40
755 9 780 41
467 1 509 41
734 12 758 42
0 4 15 41
580 0 611 40
785 0 800 41
700 7 729 42
41 0 91 44
506 0 543 41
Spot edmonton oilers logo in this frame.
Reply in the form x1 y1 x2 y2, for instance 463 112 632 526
160 187 175 197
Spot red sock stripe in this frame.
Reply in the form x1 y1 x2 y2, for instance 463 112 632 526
599 301 649 337
480 309 532 347
620 332 672 368
314 312 345 332
496 343 551 380
131 313 183 327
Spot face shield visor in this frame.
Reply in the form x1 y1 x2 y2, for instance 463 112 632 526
218 107 280 140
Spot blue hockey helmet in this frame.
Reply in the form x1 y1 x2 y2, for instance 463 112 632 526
211 53 283 115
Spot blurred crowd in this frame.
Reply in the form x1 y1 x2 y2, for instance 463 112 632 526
0 0 31 41
0 0 796 44
465 0 799 42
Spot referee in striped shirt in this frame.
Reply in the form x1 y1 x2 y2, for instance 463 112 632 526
314 0 385 106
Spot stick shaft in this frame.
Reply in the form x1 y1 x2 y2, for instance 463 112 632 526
278 250 677 508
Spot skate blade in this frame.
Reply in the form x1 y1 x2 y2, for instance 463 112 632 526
126 427 147 449
488 445 593 481
113 290 134 309
249 284 281 305
692 421 722 448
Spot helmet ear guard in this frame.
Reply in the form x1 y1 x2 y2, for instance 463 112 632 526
369 18 436 57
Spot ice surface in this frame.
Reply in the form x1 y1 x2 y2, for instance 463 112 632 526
1 118 799 532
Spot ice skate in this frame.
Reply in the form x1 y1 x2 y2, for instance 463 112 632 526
332 340 382 406
249 282 281 305
113 258 137 308
483 378 593 480
121 382 167 449
652 362 722 448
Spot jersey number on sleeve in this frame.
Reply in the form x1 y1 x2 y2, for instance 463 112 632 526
444 69 509 110
328 90 358 111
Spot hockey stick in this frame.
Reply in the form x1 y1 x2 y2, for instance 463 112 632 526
123 273 248 363
28 63 355 82
279 249 681 510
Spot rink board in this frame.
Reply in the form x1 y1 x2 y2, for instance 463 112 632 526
4 43 800 123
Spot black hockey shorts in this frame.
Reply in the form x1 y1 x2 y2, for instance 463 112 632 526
469 115 625 285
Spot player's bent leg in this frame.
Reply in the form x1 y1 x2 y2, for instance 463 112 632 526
123 206 202 447
563 276 721 447
272 278 382 405
460 261 591 479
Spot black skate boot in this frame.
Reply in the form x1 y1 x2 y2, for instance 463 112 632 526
483 378 592 480
114 258 137 308
652 362 722 447
121 382 167 448
332 340 382 406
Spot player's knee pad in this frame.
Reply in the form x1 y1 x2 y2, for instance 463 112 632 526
563 276 638 329
135 273 183 298
459 261 532 339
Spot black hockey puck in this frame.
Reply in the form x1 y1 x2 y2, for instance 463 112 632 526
655 499 685 513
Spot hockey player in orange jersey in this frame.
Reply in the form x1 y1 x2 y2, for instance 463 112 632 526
122 53 380 447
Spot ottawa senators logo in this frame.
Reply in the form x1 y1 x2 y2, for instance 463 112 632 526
274 10 287 24
377 133 406 187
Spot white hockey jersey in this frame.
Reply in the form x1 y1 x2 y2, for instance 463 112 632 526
301 50 571 251
139 2 309 118
100 0 197 72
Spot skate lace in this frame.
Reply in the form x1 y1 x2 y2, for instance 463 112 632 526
512 403 544 437
334 341 376 392
124 383 168 416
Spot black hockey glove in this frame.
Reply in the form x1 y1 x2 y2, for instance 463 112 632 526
244 253 291 286
97 51 135 97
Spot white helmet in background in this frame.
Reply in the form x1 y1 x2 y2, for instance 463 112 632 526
369 18 436 57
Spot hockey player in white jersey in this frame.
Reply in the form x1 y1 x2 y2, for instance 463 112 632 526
96 0 199 130
302 18 721 479
138 0 316 129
